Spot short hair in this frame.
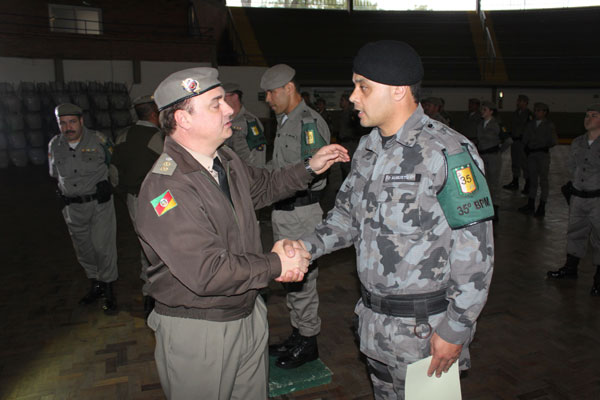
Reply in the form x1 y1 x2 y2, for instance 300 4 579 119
409 82 421 104
231 90 243 102
518 94 529 103
158 98 194 136
134 102 158 121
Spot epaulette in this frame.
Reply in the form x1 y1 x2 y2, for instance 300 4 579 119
152 153 177 176
95 131 108 145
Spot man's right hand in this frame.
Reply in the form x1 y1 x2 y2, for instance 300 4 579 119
271 239 311 282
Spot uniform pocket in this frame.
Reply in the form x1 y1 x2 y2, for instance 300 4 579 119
377 183 420 236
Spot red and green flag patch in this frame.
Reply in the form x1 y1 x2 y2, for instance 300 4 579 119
151 190 177 216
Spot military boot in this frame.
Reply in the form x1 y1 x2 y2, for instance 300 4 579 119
102 282 118 315
591 266 600 296
275 334 318 369
534 201 546 217
78 279 104 305
503 177 519 191
518 198 535 215
547 254 579 279
269 327 301 357
521 180 530 195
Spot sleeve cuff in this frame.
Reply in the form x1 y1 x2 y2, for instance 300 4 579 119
435 314 472 345
266 251 282 280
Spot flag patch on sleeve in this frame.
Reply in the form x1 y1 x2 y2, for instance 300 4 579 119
151 190 177 216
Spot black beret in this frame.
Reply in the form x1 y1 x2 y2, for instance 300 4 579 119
353 40 424 86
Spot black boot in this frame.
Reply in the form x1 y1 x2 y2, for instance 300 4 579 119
521 180 530 195
547 254 579 279
275 334 319 369
78 279 104 305
518 198 535 215
591 266 600 296
102 282 118 315
534 201 546 217
269 327 301 357
503 177 519 191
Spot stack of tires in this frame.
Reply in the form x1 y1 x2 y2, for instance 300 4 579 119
107 82 132 141
20 82 46 166
1 83 28 167
89 81 112 140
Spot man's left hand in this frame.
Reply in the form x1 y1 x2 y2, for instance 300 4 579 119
427 333 463 378
309 144 350 174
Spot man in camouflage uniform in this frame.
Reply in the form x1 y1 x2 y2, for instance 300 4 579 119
261 64 331 369
48 103 118 314
548 104 600 296
223 83 267 168
110 94 163 316
289 41 495 399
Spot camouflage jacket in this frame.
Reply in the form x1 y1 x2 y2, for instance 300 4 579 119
301 105 494 365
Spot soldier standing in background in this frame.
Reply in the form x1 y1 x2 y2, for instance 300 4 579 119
48 103 118 314
504 94 533 192
261 64 331 369
110 94 163 316
337 93 361 180
287 40 494 399
518 102 558 217
547 104 600 295
461 98 482 145
477 101 504 220
223 83 267 168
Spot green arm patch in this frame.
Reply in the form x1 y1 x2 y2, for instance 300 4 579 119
245 119 267 150
300 119 327 160
151 153 177 176
437 149 494 229
151 189 178 216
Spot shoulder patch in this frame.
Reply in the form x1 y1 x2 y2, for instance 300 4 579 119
152 153 177 176
151 190 178 216
95 131 108 145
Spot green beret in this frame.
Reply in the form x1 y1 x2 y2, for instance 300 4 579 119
154 67 221 111
132 95 155 106
587 103 600 112
55 103 83 117
534 102 549 111
260 64 296 91
481 101 497 110
353 40 423 86
222 83 241 93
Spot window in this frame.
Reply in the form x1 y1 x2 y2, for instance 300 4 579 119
49 4 102 35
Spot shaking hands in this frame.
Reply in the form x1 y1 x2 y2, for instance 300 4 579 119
271 239 310 282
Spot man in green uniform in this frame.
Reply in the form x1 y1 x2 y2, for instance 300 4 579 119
261 64 331 369
48 103 118 314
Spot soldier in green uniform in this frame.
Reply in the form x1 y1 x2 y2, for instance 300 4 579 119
547 104 600 295
261 64 331 369
223 83 267 168
503 94 532 192
48 103 118 314
286 41 494 399
110 94 163 316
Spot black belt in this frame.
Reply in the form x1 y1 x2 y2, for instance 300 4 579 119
361 285 448 339
478 145 500 155
527 147 549 153
572 187 600 198
273 190 322 211
61 193 98 204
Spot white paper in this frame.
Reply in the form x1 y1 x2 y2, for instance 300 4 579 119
405 356 462 400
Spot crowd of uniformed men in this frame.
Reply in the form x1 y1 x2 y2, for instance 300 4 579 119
47 39 600 399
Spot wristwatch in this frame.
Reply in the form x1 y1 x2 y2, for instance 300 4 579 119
304 158 318 178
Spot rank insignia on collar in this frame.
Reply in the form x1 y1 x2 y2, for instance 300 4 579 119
151 190 178 216
181 78 201 94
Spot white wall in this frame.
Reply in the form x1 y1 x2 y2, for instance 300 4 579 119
0 57 55 85
218 66 269 118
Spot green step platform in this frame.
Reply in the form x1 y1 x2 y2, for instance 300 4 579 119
268 356 333 397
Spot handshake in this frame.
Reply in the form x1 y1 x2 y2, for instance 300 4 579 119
271 239 310 282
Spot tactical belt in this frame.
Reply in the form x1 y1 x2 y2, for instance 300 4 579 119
361 285 448 339
527 147 549 153
478 145 500 155
273 190 322 211
572 187 600 198
61 193 98 204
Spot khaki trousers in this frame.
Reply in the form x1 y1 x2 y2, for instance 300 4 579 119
147 297 269 400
